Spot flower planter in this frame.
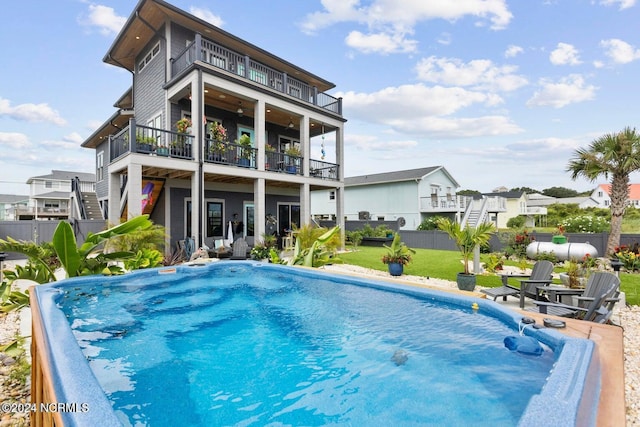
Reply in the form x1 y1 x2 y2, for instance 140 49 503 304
286 165 297 174
456 273 476 291
387 263 404 276
237 158 250 167
156 147 169 156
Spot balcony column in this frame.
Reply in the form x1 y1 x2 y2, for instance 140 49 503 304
300 183 310 227
300 115 309 176
193 72 205 247
127 163 143 219
336 186 345 250
254 99 265 170
254 178 265 242
107 169 121 225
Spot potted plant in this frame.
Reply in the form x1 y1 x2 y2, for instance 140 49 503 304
285 146 301 173
236 134 252 167
437 218 495 291
381 233 415 276
207 122 228 162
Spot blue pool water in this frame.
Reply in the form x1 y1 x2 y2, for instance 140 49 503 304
34 262 600 426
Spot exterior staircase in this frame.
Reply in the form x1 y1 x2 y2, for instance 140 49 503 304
81 192 103 220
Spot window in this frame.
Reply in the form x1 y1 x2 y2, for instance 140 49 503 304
138 41 160 72
207 201 224 238
96 151 104 182
279 136 299 153
45 181 52 189
278 203 300 236
329 191 335 200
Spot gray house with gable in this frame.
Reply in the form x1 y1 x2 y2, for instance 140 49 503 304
81 0 346 249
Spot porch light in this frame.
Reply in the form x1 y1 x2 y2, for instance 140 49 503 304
288 120 294 128
237 102 243 117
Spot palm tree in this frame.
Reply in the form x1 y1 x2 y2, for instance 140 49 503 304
567 127 640 255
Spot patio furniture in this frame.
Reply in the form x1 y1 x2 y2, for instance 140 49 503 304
229 238 249 260
481 260 554 308
526 273 620 323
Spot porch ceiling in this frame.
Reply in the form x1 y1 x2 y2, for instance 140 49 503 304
128 166 332 191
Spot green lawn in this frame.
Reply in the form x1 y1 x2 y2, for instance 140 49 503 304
338 246 640 306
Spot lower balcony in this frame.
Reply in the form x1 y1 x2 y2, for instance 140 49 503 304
109 124 339 181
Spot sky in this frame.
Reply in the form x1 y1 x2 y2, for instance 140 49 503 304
1 0 640 196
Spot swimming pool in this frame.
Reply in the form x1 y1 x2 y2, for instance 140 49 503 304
31 261 600 426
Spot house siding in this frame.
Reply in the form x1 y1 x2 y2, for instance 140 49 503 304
135 36 167 126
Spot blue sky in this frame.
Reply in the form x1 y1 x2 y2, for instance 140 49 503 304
1 0 640 195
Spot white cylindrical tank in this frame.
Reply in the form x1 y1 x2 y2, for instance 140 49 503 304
526 241 598 261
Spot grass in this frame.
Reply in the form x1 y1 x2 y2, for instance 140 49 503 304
339 246 640 306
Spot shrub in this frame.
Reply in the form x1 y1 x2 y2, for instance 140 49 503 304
559 215 609 233
499 229 534 259
359 224 393 238
506 216 525 229
535 251 557 263
615 244 640 271
417 216 446 230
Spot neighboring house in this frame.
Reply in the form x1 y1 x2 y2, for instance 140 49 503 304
527 193 599 209
0 194 29 221
481 191 547 228
17 170 96 220
311 166 505 230
590 184 640 208
81 0 345 248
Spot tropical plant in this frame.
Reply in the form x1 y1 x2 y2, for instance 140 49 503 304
0 215 154 281
567 127 640 255
417 216 447 231
273 226 342 267
285 145 301 157
236 134 253 159
123 248 164 270
381 233 415 266
437 218 495 275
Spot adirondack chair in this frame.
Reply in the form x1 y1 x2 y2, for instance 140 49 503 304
526 271 620 323
481 260 554 308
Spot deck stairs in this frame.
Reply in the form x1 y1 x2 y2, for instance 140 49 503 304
81 192 103 220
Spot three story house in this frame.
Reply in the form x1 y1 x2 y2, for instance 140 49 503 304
81 0 346 249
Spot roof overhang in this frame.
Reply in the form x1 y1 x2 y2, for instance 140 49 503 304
104 0 335 92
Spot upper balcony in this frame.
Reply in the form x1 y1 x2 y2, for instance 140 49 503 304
171 35 342 116
109 122 340 182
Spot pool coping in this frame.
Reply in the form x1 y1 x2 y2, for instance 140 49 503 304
320 266 625 426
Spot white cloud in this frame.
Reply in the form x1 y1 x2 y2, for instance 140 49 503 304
0 132 32 151
0 98 66 125
505 45 523 58
345 30 417 54
301 0 513 54
599 0 636 10
80 4 126 35
189 7 224 27
338 84 521 137
549 43 582 66
526 74 597 108
415 56 528 92
600 38 640 64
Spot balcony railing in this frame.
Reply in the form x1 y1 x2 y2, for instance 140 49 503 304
111 124 194 162
205 138 257 169
109 123 339 181
171 35 342 115
420 195 472 212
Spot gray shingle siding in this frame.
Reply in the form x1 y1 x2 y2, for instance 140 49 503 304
135 36 166 126
95 140 109 199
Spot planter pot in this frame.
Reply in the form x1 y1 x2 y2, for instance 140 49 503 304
237 158 250 167
456 273 476 291
286 165 297 174
387 263 404 276
156 147 169 156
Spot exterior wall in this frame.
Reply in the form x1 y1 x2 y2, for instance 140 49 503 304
344 181 420 229
30 179 71 197
496 195 526 228
590 186 610 207
135 35 167 126
416 168 457 201
95 139 110 199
